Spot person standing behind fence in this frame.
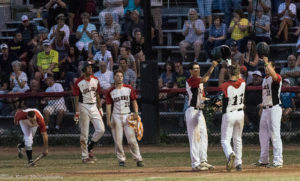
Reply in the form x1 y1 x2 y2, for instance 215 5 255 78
197 0 213 27
219 64 246 172
43 73 67 134
106 70 144 167
15 108 48 166
185 61 218 171
73 61 105 164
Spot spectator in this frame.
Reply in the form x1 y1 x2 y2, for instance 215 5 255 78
35 40 59 81
228 9 250 52
94 61 114 91
0 69 9 115
247 0 271 19
280 78 296 130
244 70 263 131
44 0 67 29
243 39 259 84
118 58 137 88
159 61 175 89
51 31 70 79
23 80 43 110
43 73 67 133
224 0 242 26
197 0 213 27
17 15 38 46
179 8 205 62
63 46 80 90
131 30 145 77
0 43 18 76
125 10 144 42
68 0 87 33
88 32 101 59
75 12 96 51
99 0 124 26
204 15 227 58
280 55 300 86
251 7 271 44
8 32 28 69
48 13 70 43
118 46 137 73
9 60 30 93
229 40 244 66
275 0 296 42
272 0 284 16
124 0 142 15
173 60 190 88
100 13 121 61
93 42 114 71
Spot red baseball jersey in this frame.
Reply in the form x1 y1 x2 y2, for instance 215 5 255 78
106 84 137 114
73 75 101 104
14 108 47 132
220 78 246 113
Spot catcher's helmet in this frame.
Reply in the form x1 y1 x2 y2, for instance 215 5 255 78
211 45 231 62
256 42 269 58
82 61 94 72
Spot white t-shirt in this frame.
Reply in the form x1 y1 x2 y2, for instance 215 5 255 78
278 3 296 20
10 71 30 93
45 82 65 106
94 70 114 90
48 24 70 43
94 50 112 70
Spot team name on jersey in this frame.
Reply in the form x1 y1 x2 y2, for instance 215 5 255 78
82 87 97 94
113 95 129 102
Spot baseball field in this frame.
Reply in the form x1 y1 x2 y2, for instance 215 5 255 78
1 145 300 181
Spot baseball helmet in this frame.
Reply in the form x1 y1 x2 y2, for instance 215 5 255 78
211 45 231 62
81 61 94 72
256 42 269 58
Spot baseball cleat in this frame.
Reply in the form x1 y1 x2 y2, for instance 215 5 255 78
17 143 24 159
236 164 242 171
200 162 215 170
88 150 97 162
266 163 283 168
27 160 36 167
119 161 125 167
137 161 144 167
226 153 235 172
192 165 209 172
82 158 95 164
253 162 268 167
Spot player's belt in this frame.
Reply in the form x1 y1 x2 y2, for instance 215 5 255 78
189 106 201 110
263 104 277 109
83 102 96 105
229 108 243 112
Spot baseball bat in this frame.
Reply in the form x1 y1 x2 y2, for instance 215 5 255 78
28 153 45 166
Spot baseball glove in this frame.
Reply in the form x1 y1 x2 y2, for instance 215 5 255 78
127 114 144 141
256 42 269 58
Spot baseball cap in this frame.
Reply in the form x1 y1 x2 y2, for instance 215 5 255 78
283 78 291 84
230 40 237 47
42 39 51 46
0 43 8 49
21 15 29 22
240 65 247 74
252 70 262 77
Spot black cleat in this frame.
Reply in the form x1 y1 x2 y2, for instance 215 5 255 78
119 161 125 167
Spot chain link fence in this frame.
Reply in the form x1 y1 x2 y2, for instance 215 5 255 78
0 87 300 146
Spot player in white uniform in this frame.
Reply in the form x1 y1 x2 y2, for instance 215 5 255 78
256 58 283 168
185 61 218 171
106 70 144 167
219 65 246 172
15 108 48 166
73 61 105 164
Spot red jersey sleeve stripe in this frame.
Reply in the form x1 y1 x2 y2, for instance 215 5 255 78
106 87 114 104
275 74 282 84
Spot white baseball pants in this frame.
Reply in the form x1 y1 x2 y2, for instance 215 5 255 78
221 110 244 166
111 113 142 162
79 103 105 159
185 107 208 168
259 105 283 165
19 120 38 150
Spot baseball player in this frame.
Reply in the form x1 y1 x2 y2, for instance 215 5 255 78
256 58 283 168
73 61 105 164
185 61 218 171
219 64 246 172
15 108 48 166
106 70 144 167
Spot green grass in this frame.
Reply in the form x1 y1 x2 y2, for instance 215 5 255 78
0 146 299 181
